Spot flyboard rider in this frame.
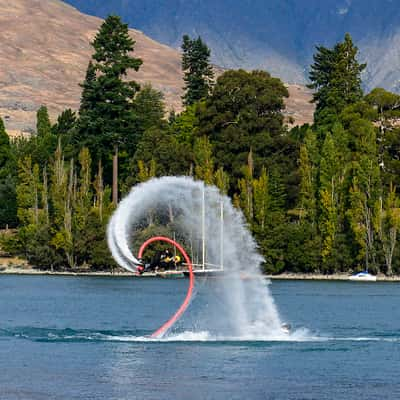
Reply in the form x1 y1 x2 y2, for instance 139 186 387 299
137 249 182 274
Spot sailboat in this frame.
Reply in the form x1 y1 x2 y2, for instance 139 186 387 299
184 184 225 277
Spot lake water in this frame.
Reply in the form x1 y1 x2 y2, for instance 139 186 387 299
0 275 399 399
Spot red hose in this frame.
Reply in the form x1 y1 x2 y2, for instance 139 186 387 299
137 236 194 338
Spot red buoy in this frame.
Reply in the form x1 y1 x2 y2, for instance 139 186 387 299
137 236 194 338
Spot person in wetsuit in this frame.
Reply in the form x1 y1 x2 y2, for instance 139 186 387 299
160 249 174 270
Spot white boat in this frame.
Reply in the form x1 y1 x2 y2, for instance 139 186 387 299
348 271 377 282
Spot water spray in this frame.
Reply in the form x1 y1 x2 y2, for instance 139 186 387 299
107 176 286 339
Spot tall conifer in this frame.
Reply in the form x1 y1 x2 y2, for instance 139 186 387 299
181 35 214 106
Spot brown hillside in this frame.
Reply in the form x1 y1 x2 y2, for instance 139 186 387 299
0 0 313 136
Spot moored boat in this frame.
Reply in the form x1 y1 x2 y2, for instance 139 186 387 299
348 271 377 281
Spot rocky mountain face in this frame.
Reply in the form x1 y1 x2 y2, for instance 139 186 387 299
64 0 400 93
0 0 313 136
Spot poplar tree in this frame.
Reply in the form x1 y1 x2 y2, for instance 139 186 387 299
214 167 230 195
137 159 157 183
237 151 254 222
253 167 269 231
374 185 400 276
50 142 72 266
194 136 214 184
298 130 318 224
319 133 339 262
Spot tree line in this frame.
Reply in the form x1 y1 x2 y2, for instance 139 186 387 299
1 16 400 275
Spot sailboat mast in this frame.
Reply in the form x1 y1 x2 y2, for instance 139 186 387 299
220 199 224 271
202 184 206 271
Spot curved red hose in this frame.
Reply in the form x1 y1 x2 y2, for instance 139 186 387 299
137 236 194 338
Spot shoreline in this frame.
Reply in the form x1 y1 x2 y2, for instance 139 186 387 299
1 266 400 281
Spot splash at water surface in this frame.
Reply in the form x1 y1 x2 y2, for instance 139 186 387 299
107 176 287 339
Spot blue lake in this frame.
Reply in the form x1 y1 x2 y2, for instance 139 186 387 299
0 275 399 399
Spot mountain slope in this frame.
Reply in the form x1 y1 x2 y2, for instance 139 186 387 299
0 0 313 135
63 0 400 93
0 0 184 135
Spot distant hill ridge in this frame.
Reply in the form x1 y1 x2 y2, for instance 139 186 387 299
63 0 400 94
0 0 313 135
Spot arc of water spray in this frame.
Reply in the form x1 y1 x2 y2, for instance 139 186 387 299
138 236 195 338
107 177 286 340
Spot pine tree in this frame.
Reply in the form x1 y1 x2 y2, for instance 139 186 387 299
181 35 214 106
91 15 142 148
268 169 286 212
0 117 11 173
0 118 17 227
36 106 52 137
34 106 57 168
128 84 165 159
77 16 143 182
79 61 97 116
308 33 366 124
52 109 76 137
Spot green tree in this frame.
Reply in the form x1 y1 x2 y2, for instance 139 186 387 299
36 106 52 137
170 104 199 145
214 167 230 195
52 109 76 136
253 167 269 231
137 159 157 183
347 155 381 272
77 16 143 179
49 142 75 268
33 106 57 168
198 69 290 186
237 151 254 222
309 33 366 125
131 124 191 180
319 133 340 262
0 118 12 173
132 84 165 133
15 157 47 262
0 118 18 228
365 88 400 187
181 35 214 106
373 185 400 276
194 136 214 184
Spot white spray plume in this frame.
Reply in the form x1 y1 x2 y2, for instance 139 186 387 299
107 176 285 339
